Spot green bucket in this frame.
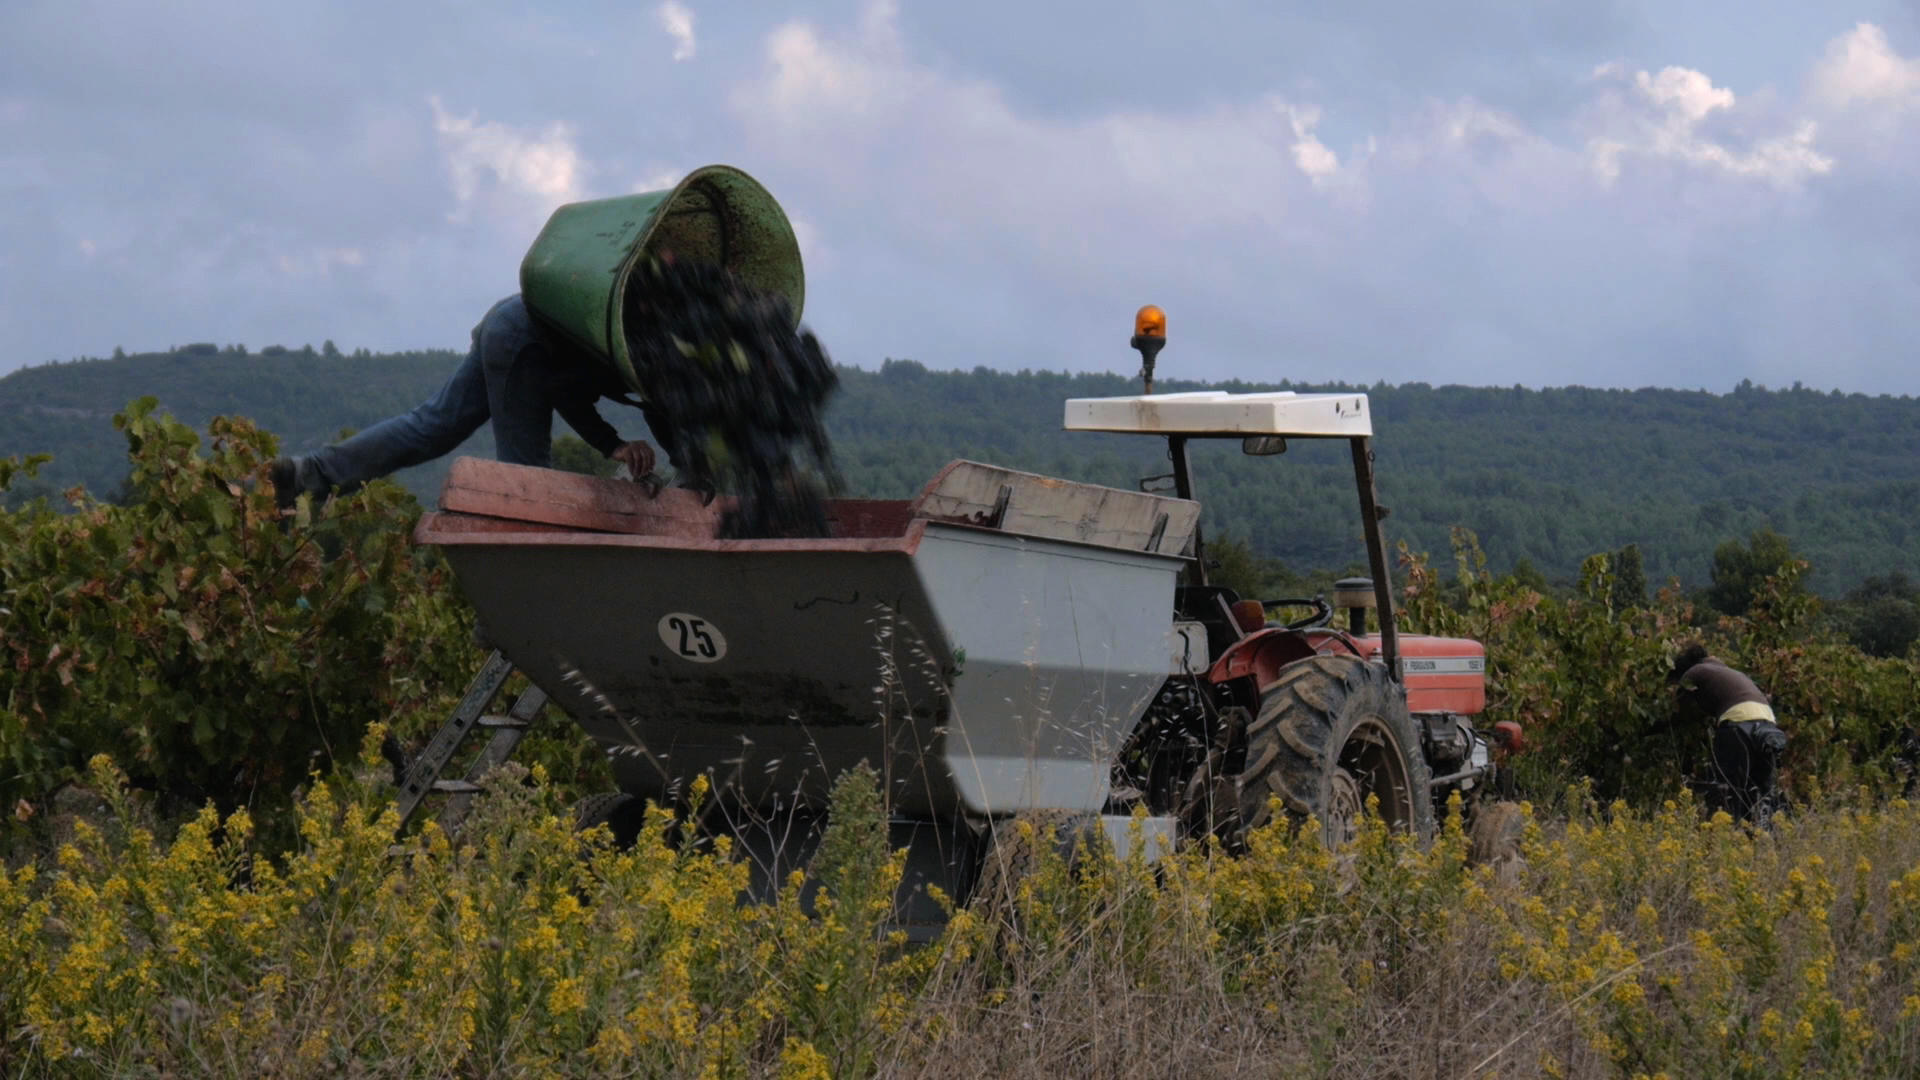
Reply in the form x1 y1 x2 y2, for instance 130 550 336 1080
519 164 806 397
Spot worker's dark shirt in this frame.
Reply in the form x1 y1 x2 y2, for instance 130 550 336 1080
1678 659 1769 719
509 296 679 466
544 343 635 458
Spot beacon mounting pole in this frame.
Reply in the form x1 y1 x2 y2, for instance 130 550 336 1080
1130 305 1205 584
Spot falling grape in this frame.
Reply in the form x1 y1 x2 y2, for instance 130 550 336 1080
621 255 841 538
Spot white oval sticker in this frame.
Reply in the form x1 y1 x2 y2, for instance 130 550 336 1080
657 612 727 663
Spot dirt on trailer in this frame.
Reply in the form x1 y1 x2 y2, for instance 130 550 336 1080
621 255 841 539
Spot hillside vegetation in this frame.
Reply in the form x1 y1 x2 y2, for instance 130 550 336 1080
6 347 1920 593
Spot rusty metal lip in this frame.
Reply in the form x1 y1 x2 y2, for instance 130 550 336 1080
910 458 1197 508
415 511 1185 562
415 510 929 556
912 517 1194 565
907 459 1201 560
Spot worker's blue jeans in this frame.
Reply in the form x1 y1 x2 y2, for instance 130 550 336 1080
292 295 554 495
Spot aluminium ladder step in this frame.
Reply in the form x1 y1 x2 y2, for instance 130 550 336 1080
391 648 550 838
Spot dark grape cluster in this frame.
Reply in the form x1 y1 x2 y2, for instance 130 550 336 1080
621 256 840 538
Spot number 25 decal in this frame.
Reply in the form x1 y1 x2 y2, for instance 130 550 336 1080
657 612 728 663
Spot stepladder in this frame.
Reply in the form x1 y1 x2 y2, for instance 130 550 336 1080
392 650 550 838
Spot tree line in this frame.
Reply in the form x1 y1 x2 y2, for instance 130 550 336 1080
4 347 1918 602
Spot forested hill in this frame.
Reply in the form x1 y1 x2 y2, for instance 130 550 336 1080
5 345 1919 594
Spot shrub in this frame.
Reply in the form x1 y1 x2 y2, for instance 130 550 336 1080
1398 530 1919 806
0 400 474 825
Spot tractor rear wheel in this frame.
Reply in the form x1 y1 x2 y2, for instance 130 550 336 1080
1199 654 1433 849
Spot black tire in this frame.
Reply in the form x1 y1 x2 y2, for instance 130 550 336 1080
968 810 1086 921
1210 654 1433 849
572 792 644 850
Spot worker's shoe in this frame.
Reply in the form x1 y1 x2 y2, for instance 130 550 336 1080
269 457 332 523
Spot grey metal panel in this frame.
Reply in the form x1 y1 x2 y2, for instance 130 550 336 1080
1099 815 1176 862
913 524 1181 815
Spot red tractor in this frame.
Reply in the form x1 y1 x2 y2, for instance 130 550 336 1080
1088 306 1516 847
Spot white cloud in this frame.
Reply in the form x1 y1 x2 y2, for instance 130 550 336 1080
736 4 1318 244
733 0 1834 274
716 1 1909 392
1437 101 1526 143
428 96 583 222
1813 23 1920 107
1285 105 1339 183
1584 64 1831 186
13 1 1920 396
757 19 896 120
1636 66 1733 121
657 1 696 63
788 216 831 272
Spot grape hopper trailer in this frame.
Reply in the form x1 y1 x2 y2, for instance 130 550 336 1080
400 301 1515 927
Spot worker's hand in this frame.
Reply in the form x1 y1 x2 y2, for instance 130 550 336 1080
610 440 657 479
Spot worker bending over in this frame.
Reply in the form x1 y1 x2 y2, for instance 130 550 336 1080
271 295 674 510
1668 643 1789 823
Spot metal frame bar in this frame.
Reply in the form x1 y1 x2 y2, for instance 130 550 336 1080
395 651 514 829
435 682 551 835
1146 430 1401 682
1168 435 1207 585
1349 436 1400 683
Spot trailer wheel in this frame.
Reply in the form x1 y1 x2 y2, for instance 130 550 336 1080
572 792 644 850
968 811 1086 923
1202 654 1433 849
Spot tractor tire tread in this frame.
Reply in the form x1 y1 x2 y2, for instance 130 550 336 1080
1226 654 1433 848
970 810 1086 923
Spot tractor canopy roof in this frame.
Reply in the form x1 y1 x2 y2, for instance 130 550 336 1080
1062 390 1372 439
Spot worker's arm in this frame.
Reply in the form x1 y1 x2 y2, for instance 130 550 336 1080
1675 670 1708 713
553 398 623 457
1649 702 1685 734
545 360 626 458
551 380 657 477
637 401 681 467
550 355 670 478
1657 673 1706 732
554 396 656 477
608 440 655 477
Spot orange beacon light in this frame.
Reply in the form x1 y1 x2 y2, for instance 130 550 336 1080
1131 305 1166 393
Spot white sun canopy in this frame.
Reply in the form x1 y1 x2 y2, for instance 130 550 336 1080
1063 390 1373 438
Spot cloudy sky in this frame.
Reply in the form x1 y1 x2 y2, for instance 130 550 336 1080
4 1 1919 392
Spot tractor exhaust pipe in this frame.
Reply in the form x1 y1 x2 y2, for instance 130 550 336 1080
1332 577 1376 635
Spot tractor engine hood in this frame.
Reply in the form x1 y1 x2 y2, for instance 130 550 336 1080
1351 634 1486 715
